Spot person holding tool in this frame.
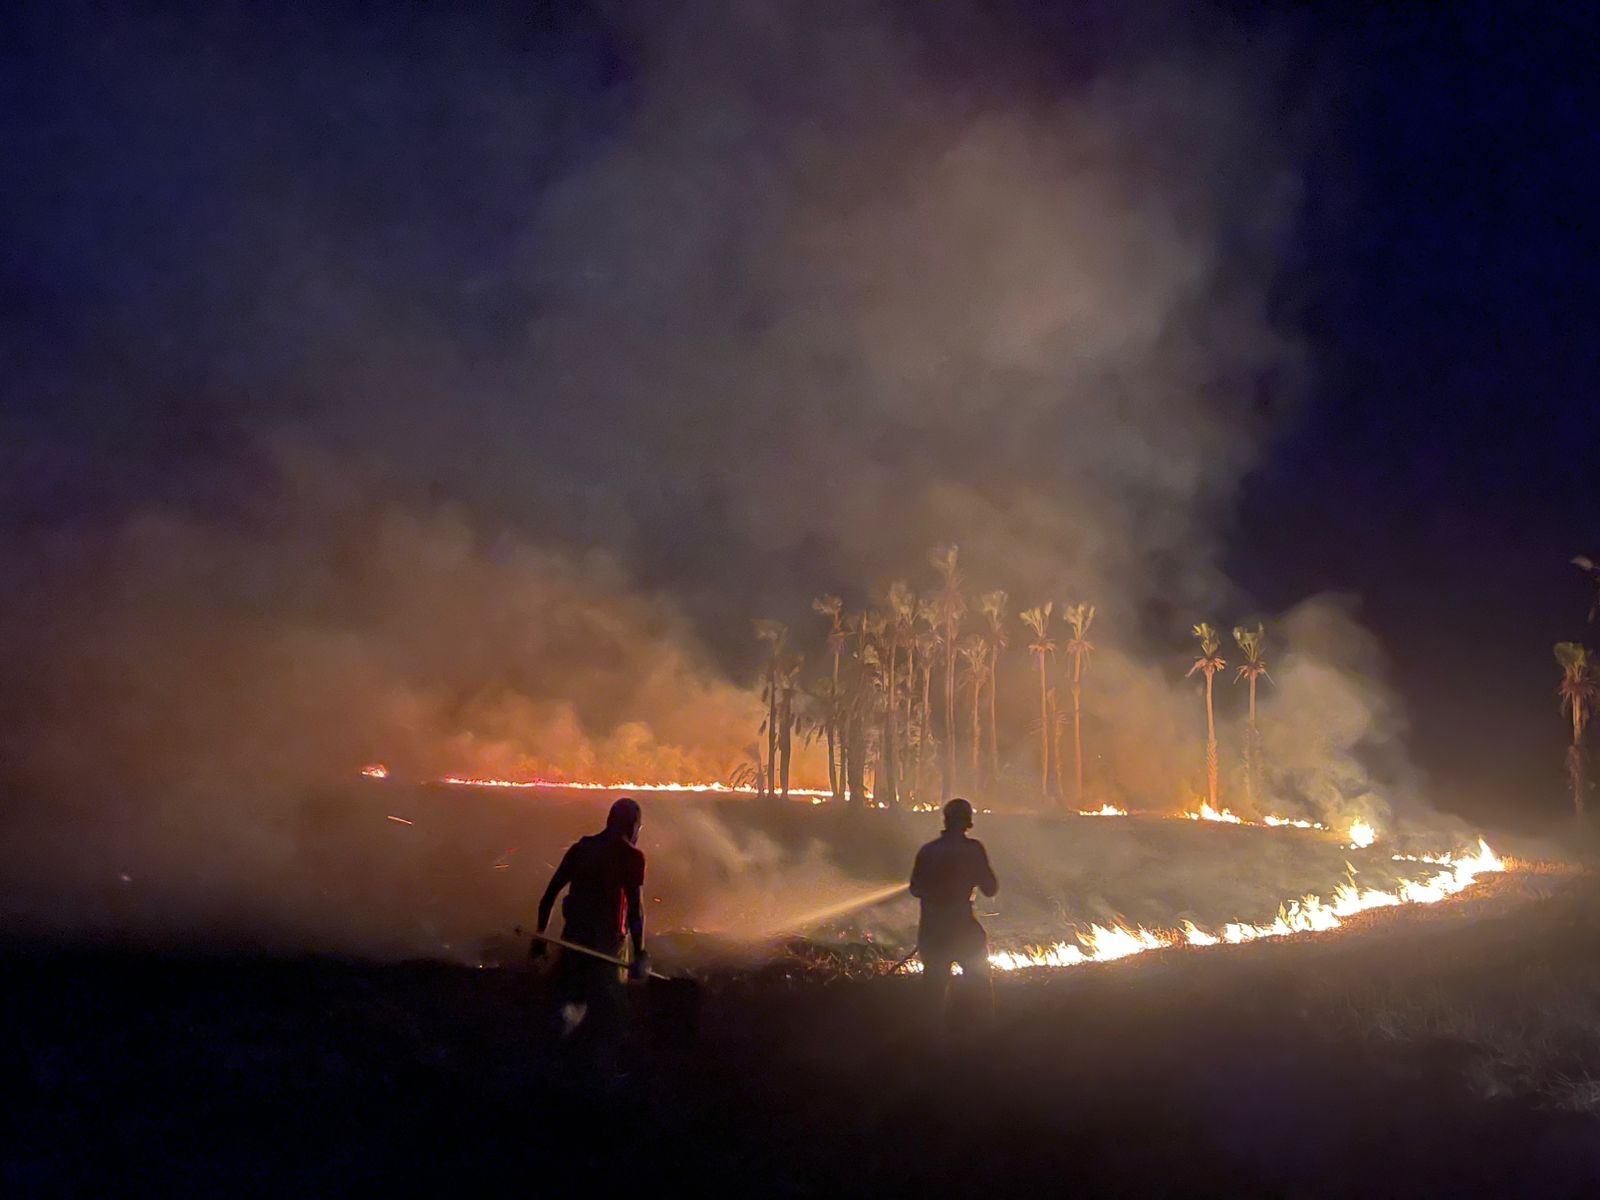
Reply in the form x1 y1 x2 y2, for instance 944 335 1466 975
530 796 649 1040
909 797 998 1023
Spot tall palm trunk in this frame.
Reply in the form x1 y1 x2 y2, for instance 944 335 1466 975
1049 688 1066 807
987 658 1000 791
1071 655 1084 806
839 728 851 803
920 661 933 803
970 675 983 782
824 721 836 801
881 639 899 808
839 697 852 804
829 646 841 801
1570 701 1587 822
1244 676 1258 810
846 701 867 804
838 710 851 803
765 668 778 801
1035 652 1049 801
903 640 916 803
943 623 957 800
1204 671 1219 811
779 680 794 800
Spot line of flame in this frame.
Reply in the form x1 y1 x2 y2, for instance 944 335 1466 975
1262 814 1327 831
368 767 1369 841
979 838 1504 973
364 765 855 799
1181 801 1373 847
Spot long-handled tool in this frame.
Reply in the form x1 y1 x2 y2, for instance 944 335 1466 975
514 926 669 979
514 925 700 1043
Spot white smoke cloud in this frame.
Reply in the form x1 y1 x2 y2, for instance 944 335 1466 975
0 2 1456 953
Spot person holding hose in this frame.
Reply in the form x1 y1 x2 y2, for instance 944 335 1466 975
909 797 998 1023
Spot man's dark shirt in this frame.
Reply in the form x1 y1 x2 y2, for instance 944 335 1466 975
909 829 998 947
539 831 646 955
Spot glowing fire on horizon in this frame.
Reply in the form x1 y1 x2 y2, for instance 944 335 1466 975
365 768 1384 850
438 774 836 797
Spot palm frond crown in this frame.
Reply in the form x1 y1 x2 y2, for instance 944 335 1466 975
1232 623 1269 683
1188 621 1225 677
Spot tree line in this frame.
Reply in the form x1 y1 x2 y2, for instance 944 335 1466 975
739 544 1275 813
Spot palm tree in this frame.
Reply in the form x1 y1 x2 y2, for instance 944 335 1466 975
1187 622 1227 813
1020 604 1055 804
1556 642 1598 822
978 590 1008 790
753 619 787 799
958 634 990 786
929 546 967 799
812 595 845 800
1063 603 1096 808
1233 624 1270 811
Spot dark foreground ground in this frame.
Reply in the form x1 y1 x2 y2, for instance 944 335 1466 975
5 868 1600 1198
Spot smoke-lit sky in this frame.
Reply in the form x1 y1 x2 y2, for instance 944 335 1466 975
3 0 1598 832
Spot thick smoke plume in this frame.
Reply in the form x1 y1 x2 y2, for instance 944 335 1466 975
0 2 1447 950
0 445 768 798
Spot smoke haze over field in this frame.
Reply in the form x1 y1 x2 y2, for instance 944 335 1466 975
0 1 1469 946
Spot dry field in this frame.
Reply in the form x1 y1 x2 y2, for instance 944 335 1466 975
5 849 1597 1197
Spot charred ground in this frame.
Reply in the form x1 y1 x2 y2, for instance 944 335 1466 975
5 866 1598 1197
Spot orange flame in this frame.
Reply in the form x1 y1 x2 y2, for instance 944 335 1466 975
983 839 1504 972
1262 814 1328 831
1180 803 1372 847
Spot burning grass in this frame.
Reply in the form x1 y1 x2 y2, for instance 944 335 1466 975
343 777 1518 978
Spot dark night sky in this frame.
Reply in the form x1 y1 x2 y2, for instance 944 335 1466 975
1226 3 1600 825
2 1 1596 829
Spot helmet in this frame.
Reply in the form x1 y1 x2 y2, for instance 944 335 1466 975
606 796 643 845
942 797 974 831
